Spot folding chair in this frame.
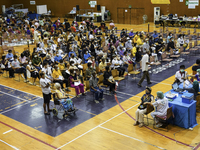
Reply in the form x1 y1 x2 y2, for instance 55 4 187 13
189 42 198 55
161 52 173 69
180 46 190 60
127 64 140 80
143 103 154 126
112 69 126 88
153 106 173 131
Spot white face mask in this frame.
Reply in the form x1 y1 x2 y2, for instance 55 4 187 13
74 71 76 73
29 62 32 65
56 54 59 56
34 55 37 58
86 51 88 54
72 64 75 66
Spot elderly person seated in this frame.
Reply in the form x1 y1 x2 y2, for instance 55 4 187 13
175 65 188 84
54 83 77 113
144 91 169 128
52 65 70 92
89 72 104 103
134 87 154 127
26 60 39 85
69 69 85 97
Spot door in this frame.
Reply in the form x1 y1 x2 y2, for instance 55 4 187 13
124 9 131 24
117 8 124 24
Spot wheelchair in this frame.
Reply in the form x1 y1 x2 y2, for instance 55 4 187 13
52 93 78 118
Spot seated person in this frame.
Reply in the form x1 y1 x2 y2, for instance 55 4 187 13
26 60 39 85
134 87 154 127
89 72 104 103
103 66 116 95
145 91 169 128
69 69 85 97
6 50 14 62
58 59 66 74
175 65 188 84
1 55 14 78
192 59 200 73
84 50 91 63
54 51 62 63
167 37 177 54
85 62 95 80
52 65 70 92
19 53 28 67
32 53 42 71
54 83 77 112
11 55 28 82
183 80 199 100
99 58 107 73
111 55 125 77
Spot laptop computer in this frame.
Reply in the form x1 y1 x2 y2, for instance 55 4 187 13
172 83 184 93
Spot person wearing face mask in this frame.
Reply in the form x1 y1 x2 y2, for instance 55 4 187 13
69 69 85 97
58 59 66 73
125 38 133 51
175 65 188 84
85 62 95 80
129 29 134 39
152 31 159 42
89 72 104 103
54 51 62 64
111 56 125 77
32 53 42 71
68 47 77 58
134 86 154 127
43 55 53 66
11 55 28 82
144 91 169 128
52 65 70 92
84 50 91 63
6 50 14 62
167 32 173 44
26 60 39 85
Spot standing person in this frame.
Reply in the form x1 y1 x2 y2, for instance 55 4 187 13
137 50 152 87
40 72 52 115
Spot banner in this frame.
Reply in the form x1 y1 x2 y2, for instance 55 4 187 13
151 0 170 4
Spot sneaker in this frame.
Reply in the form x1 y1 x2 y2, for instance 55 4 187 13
156 123 162 128
94 100 99 103
21 74 25 79
133 121 139 126
148 82 152 85
100 98 105 101
137 83 142 87
139 123 144 127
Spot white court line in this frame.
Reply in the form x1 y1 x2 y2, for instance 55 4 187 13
56 103 139 150
116 91 141 98
0 91 29 102
99 126 166 150
3 129 13 134
0 97 41 114
0 139 19 150
0 83 42 98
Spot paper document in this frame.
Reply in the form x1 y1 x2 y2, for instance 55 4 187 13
74 81 81 86
58 75 64 80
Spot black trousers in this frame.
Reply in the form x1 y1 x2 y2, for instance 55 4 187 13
103 81 115 92
3 68 14 77
53 79 68 89
116 67 125 77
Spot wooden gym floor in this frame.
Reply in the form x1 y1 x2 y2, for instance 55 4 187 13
0 22 200 150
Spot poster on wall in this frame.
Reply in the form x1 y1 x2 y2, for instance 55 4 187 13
151 0 170 4
30 1 36 5
187 0 199 9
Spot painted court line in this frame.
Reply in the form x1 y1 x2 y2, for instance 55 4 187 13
0 121 60 150
0 91 29 102
0 97 41 114
0 139 19 150
99 126 166 150
114 94 194 149
56 103 139 150
3 129 13 134
0 84 42 98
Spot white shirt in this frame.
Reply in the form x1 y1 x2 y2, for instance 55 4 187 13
40 78 51 94
141 54 149 72
153 98 169 116
112 59 120 69
177 38 184 45
175 70 187 83
89 34 94 40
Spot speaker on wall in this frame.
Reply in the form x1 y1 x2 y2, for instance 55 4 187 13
97 5 101 11
76 5 79 11
97 16 102 22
